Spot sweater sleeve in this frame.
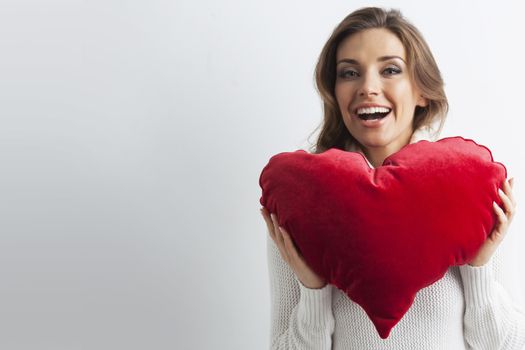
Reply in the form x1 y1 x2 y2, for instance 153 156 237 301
459 247 525 350
266 235 335 349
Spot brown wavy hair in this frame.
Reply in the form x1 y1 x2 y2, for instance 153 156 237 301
308 7 448 153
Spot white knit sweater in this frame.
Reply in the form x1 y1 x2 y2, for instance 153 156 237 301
267 128 525 349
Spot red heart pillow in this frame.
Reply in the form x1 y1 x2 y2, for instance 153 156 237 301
259 136 506 338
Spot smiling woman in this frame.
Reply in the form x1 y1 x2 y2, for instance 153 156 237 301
334 28 428 168
260 6 525 350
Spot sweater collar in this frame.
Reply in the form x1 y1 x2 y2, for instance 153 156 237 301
346 126 436 168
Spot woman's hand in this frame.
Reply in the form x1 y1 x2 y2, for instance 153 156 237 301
469 178 516 267
260 207 327 289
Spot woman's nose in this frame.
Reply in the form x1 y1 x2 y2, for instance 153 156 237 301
358 73 381 96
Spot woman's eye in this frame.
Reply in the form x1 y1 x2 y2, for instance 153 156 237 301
338 67 400 79
383 67 401 75
338 70 359 79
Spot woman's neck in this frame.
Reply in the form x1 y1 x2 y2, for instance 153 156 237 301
361 146 397 168
360 134 413 168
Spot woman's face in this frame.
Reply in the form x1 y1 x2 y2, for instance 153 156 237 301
334 28 427 152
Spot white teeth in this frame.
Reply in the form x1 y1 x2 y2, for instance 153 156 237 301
356 106 391 114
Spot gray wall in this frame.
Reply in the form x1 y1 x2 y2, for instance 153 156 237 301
0 0 524 349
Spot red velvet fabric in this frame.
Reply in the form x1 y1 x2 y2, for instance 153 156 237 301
259 137 506 338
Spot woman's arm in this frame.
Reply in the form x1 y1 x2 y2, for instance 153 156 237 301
461 178 525 349
460 250 525 349
267 235 335 349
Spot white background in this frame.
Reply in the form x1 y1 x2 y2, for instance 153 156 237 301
0 0 524 349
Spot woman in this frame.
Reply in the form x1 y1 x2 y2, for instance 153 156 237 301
260 7 525 349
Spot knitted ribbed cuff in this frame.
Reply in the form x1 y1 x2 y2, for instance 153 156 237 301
296 281 334 329
459 263 495 308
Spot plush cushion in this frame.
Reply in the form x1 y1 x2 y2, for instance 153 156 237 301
258 136 506 338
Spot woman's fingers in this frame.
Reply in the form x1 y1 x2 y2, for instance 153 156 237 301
491 201 508 240
270 212 290 262
260 208 301 267
498 188 514 218
493 200 507 224
498 179 516 224
281 226 302 262
260 208 283 254
271 213 284 244
503 178 516 208
260 208 276 240
467 179 517 266
260 208 276 239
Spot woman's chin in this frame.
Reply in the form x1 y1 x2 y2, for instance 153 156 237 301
357 136 391 149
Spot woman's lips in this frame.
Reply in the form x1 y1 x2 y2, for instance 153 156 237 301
354 110 392 128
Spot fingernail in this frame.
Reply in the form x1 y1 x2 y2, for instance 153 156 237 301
498 188 504 196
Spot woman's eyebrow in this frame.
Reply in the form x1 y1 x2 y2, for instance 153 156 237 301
336 55 406 65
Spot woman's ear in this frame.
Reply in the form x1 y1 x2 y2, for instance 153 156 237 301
417 95 429 107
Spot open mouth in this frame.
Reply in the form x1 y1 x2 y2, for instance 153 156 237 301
355 107 392 121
